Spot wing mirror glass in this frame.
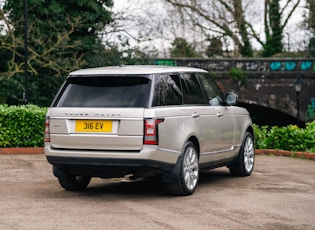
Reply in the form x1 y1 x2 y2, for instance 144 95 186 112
226 92 238 105
209 97 221 106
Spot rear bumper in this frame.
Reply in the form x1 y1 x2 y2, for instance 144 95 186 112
47 155 175 178
45 144 180 178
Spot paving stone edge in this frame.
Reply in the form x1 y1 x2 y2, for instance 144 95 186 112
255 149 315 160
0 147 44 155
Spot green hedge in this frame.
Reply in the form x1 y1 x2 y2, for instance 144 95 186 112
0 105 47 147
254 121 315 153
1 104 314 153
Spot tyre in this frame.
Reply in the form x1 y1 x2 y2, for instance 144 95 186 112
58 174 91 191
166 141 199 196
229 132 255 177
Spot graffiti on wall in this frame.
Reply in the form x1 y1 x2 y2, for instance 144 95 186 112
269 61 314 71
307 98 315 120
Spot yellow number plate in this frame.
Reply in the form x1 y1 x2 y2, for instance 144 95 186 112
75 120 112 132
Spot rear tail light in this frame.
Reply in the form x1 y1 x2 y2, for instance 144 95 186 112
44 117 50 142
144 118 164 145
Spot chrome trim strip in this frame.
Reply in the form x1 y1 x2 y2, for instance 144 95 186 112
202 145 240 155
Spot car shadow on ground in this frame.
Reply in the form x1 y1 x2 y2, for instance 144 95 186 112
66 167 236 198
86 177 169 197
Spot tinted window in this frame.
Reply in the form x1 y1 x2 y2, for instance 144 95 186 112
198 73 223 106
56 76 151 107
181 73 207 104
152 74 183 106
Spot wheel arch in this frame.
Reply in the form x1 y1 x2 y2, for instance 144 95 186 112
246 125 255 143
187 136 200 158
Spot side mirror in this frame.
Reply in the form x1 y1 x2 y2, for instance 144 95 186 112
226 92 238 105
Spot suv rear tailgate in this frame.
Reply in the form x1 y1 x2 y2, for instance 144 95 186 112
47 108 145 150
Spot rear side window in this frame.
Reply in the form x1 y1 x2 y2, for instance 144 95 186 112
152 74 183 106
181 73 208 105
55 76 151 107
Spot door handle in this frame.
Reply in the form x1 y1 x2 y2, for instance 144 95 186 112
192 113 200 118
217 112 223 118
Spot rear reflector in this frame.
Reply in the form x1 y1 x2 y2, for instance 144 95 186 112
144 118 164 145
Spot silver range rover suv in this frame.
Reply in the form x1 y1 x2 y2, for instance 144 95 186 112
44 65 255 196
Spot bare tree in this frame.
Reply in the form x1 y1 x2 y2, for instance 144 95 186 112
165 0 302 57
104 0 206 57
164 0 253 57
102 0 163 57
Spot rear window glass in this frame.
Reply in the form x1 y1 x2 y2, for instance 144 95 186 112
56 76 151 107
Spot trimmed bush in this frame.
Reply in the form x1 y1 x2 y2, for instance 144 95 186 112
0 105 47 147
254 121 315 153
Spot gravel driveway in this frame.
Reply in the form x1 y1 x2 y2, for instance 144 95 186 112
0 154 314 230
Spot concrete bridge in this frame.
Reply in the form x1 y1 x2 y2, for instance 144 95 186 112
155 58 315 126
